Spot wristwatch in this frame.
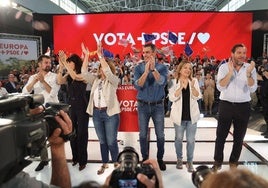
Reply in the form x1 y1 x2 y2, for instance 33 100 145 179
98 55 104 59
151 68 157 72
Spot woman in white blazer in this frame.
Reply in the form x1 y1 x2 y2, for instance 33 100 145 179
168 60 202 173
82 42 121 175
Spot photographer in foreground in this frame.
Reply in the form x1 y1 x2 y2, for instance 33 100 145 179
201 168 268 188
0 109 72 188
100 158 163 188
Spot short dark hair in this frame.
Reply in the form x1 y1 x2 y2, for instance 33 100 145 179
37 54 50 63
67 54 83 74
144 43 156 52
231 43 245 53
37 55 50 63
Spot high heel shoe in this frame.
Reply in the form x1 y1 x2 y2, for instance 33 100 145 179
97 163 109 175
72 161 78 166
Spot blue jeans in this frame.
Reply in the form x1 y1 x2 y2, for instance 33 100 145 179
137 102 165 160
93 109 120 163
174 121 197 162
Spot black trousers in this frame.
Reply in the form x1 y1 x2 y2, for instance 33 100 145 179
214 100 250 164
262 96 268 127
69 102 89 166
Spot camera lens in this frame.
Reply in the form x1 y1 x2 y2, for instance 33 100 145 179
192 165 213 188
117 146 139 171
110 146 159 188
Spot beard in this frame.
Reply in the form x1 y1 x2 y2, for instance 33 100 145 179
233 57 244 66
43 66 51 72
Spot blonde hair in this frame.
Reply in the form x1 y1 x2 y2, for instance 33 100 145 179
174 60 193 82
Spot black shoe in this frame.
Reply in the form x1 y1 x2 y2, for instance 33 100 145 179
35 161 49 171
157 159 166 171
264 134 268 139
211 163 222 172
79 164 86 171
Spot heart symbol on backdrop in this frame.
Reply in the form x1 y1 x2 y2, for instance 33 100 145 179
197 33 210 44
24 51 28 55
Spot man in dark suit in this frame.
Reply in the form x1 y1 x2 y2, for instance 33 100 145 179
5 73 21 93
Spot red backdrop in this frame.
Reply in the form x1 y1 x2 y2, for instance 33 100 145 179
53 12 253 60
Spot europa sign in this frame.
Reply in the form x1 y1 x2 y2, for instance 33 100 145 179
0 33 41 63
53 12 253 59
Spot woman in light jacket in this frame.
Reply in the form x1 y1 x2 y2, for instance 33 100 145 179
168 60 202 173
82 42 121 175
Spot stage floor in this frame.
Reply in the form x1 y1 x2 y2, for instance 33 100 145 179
23 116 268 187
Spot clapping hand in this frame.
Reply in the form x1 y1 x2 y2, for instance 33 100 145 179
81 42 89 57
97 41 103 57
58 50 67 67
180 79 188 89
37 72 45 83
246 60 255 76
228 58 234 73
148 56 156 71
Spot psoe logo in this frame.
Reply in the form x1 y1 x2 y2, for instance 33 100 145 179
119 100 138 112
93 32 211 46
197 33 210 44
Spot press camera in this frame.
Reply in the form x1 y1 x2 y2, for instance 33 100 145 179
0 93 70 184
192 165 214 188
109 146 159 188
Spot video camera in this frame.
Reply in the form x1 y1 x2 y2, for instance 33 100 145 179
109 146 159 188
0 93 70 184
192 165 214 188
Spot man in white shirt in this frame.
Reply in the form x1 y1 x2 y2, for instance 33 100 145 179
22 54 60 171
212 44 257 171
23 55 60 104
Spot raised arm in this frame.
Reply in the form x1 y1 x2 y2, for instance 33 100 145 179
81 42 90 73
96 42 109 70
57 50 68 85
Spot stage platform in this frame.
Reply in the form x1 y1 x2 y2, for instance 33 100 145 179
23 115 268 187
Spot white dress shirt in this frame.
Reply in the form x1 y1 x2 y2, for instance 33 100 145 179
217 62 257 103
22 72 60 104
